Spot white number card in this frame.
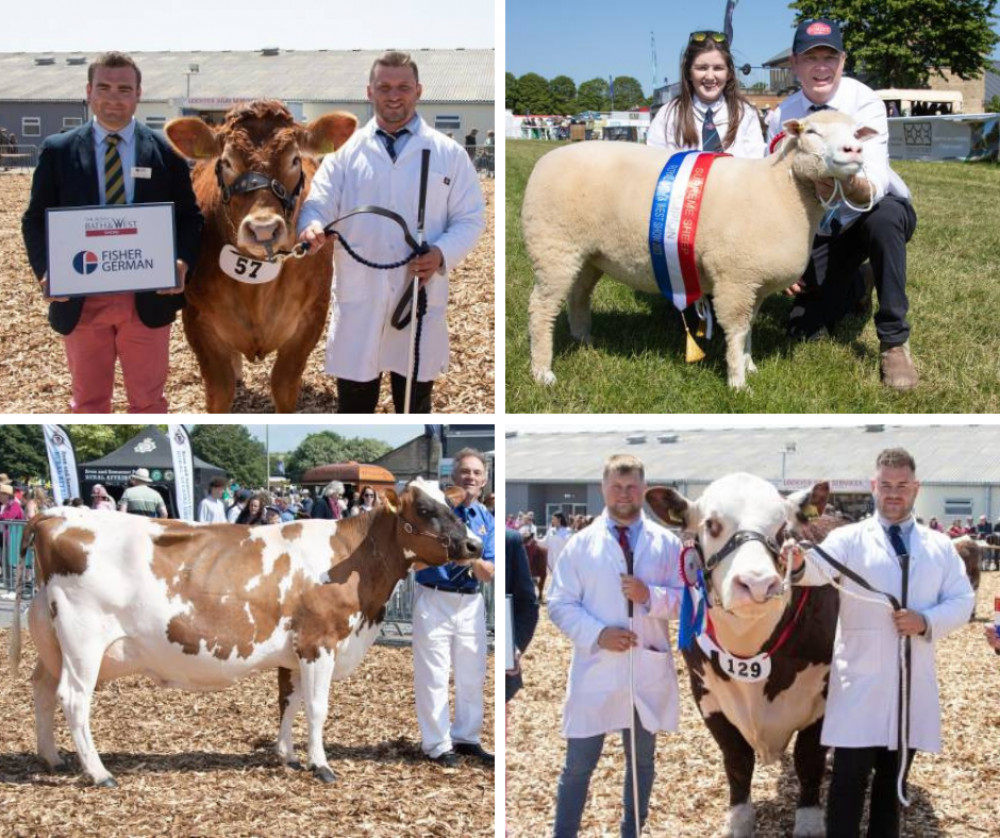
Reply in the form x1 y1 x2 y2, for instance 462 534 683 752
46 203 178 297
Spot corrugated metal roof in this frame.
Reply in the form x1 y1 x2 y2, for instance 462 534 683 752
0 49 494 103
507 426 1000 486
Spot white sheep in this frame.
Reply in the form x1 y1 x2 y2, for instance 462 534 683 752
524 110 876 389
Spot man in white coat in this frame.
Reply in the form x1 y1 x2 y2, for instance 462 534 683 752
790 447 973 837
298 50 485 413
548 454 683 838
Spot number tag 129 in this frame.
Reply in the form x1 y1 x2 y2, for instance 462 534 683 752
219 245 283 284
696 633 772 683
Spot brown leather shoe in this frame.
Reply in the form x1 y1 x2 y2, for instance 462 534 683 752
880 341 918 390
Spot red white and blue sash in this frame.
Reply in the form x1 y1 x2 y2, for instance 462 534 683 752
648 150 725 311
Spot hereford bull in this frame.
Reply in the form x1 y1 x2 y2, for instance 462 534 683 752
647 474 845 838
165 100 357 412
9 478 481 788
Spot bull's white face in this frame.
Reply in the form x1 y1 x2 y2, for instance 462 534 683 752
648 474 809 619
784 111 876 181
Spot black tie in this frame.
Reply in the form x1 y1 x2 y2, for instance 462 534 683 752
809 103 833 112
702 107 722 152
376 127 409 162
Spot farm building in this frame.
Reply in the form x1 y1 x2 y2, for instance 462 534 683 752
0 48 494 145
506 424 1000 527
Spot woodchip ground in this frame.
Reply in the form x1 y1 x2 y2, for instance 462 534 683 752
0 633 495 837
0 173 494 414
506 572 1000 837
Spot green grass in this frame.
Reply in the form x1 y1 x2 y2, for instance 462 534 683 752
505 140 1000 413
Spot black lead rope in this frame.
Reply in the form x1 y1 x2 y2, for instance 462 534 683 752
315 205 428 271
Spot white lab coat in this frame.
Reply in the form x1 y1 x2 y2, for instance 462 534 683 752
800 516 974 752
548 511 684 738
544 526 573 573
298 117 485 382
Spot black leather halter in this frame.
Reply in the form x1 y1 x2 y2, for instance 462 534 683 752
701 529 783 577
215 160 304 216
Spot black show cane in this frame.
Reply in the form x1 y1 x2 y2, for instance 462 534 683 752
404 149 431 414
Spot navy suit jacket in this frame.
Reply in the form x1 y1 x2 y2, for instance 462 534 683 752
505 528 539 702
21 121 204 336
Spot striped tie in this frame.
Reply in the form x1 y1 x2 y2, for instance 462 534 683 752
702 107 722 153
104 133 125 205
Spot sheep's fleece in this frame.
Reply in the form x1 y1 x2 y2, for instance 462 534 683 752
524 110 875 389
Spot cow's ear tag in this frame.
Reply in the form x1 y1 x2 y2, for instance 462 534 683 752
219 245 283 284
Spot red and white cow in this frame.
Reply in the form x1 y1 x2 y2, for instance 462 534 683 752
647 474 844 838
9 478 481 787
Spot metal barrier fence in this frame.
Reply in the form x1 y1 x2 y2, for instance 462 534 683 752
381 574 496 637
0 144 39 169
469 144 495 177
0 521 33 600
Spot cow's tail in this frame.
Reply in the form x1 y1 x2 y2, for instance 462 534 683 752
8 519 37 677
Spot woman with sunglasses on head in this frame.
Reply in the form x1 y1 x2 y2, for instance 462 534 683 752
647 31 765 158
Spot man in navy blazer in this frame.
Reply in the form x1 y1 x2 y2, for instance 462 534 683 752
22 51 203 413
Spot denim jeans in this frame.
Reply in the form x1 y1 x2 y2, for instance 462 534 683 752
552 711 656 838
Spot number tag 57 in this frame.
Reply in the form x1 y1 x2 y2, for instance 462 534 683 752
219 245 283 284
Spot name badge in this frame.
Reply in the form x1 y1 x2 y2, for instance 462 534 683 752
131 167 152 179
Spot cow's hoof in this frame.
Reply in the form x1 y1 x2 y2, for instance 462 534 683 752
44 760 68 774
95 777 118 789
792 806 824 837
311 766 337 784
532 369 557 386
722 802 754 838
285 760 303 771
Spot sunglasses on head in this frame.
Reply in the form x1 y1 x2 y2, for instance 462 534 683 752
690 31 728 45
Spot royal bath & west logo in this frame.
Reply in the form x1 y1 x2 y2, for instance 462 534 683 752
84 215 139 237
72 251 99 275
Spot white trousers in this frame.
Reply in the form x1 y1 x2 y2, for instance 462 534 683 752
412 585 487 757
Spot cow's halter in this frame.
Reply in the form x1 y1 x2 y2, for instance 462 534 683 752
215 159 305 217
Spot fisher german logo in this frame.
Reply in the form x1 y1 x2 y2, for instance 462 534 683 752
84 215 139 237
72 251 99 275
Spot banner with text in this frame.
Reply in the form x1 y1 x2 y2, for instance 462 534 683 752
43 424 79 505
168 424 195 521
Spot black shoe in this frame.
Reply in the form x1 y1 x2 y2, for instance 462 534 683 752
428 750 459 768
453 742 494 766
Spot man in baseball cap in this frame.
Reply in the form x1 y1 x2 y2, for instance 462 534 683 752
792 17 845 55
767 18 918 390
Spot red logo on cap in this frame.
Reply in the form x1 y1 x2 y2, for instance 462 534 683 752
807 22 832 35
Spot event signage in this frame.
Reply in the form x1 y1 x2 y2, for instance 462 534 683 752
42 424 79 505
45 203 178 297
168 424 195 522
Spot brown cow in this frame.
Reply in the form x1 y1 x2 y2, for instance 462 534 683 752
165 100 356 412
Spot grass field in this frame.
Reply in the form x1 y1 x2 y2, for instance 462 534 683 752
505 140 1000 413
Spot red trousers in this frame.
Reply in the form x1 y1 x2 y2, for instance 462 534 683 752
63 293 171 414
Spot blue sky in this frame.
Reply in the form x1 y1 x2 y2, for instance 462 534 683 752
506 0 1000 95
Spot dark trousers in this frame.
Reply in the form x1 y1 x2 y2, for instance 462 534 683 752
827 746 917 838
788 195 917 347
336 373 433 414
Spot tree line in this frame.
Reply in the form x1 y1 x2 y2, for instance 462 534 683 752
0 426 393 490
506 72 649 115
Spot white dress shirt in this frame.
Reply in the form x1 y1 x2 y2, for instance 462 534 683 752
647 96 766 159
766 76 911 233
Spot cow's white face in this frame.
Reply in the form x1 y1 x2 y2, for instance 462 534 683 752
647 474 814 619
783 110 877 181
387 478 483 565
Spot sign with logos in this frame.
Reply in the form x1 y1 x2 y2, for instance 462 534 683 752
45 203 178 297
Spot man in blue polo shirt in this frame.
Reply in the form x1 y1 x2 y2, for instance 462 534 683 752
413 448 495 767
